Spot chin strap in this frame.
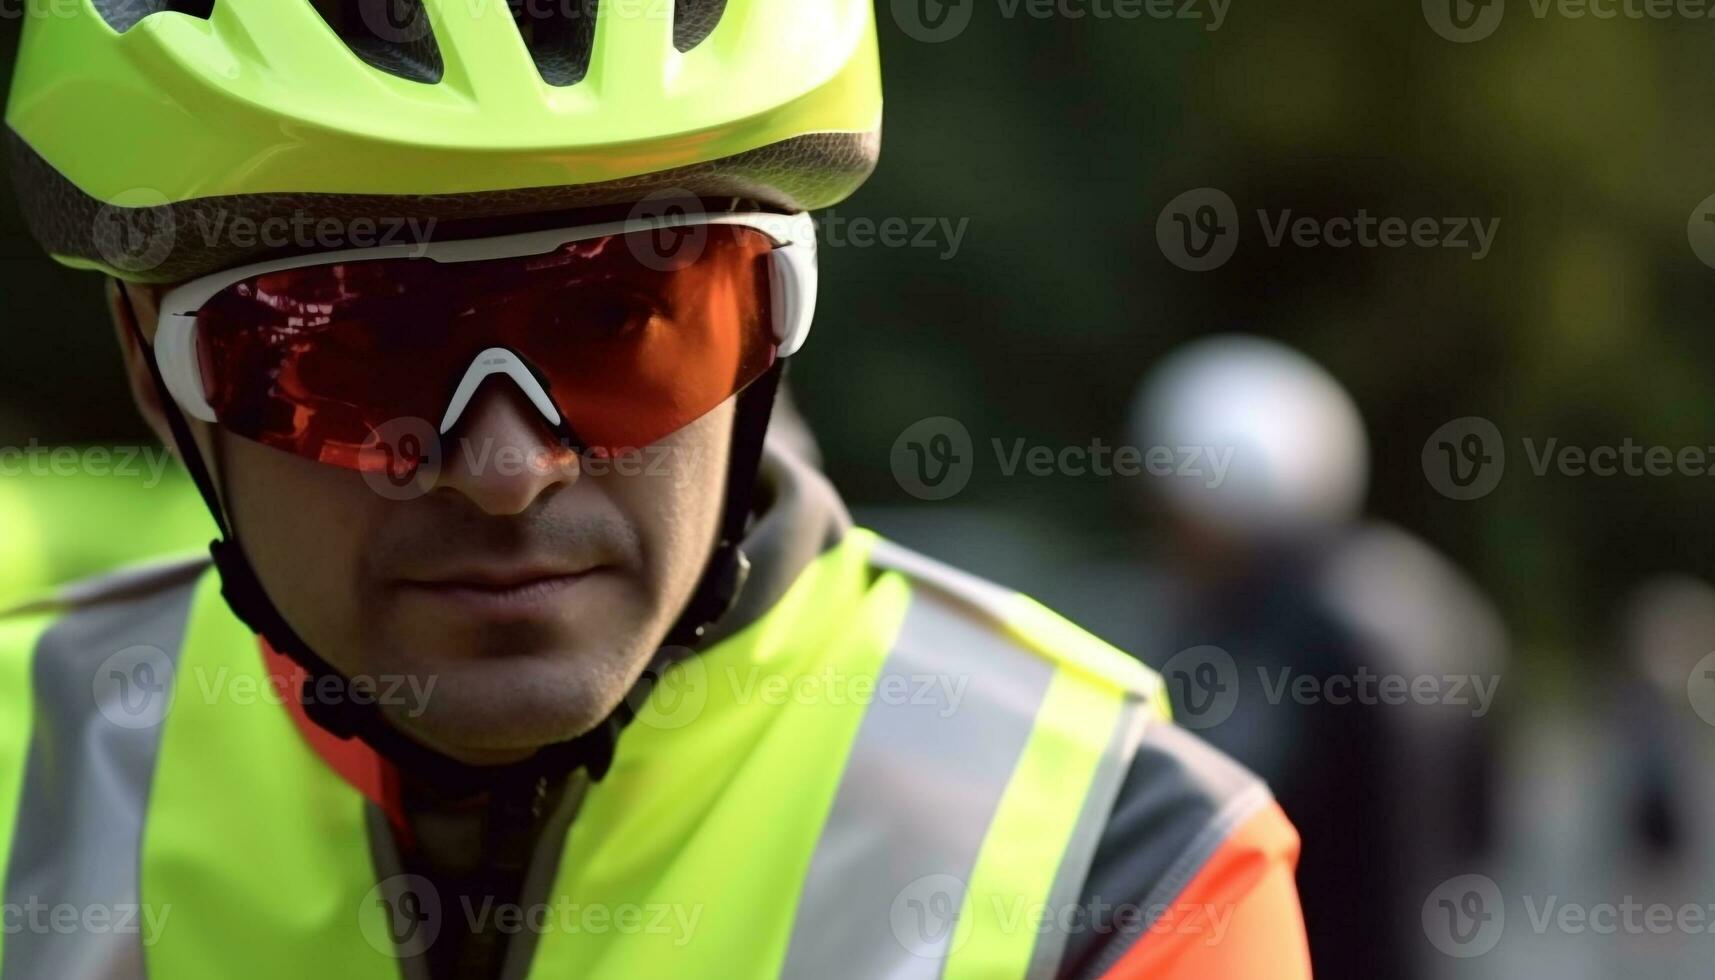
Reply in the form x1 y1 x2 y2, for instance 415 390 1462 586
118 281 785 797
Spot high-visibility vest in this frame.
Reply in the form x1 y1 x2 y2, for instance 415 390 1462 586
0 528 1177 978
0 480 47 605
0 460 211 605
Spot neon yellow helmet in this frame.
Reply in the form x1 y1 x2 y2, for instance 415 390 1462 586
6 0 881 283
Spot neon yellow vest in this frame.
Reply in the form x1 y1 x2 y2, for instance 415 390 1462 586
0 459 211 605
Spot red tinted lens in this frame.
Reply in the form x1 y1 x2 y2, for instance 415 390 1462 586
195 225 778 471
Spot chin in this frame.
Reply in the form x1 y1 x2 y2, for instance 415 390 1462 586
375 642 649 759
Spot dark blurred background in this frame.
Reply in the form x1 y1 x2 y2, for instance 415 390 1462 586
9 3 1715 976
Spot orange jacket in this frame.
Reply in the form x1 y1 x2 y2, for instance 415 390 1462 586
1099 801 1311 979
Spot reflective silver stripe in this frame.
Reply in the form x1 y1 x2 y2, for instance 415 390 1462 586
867 538 1020 623
3 570 200 980
780 584 1055 979
1022 700 1150 979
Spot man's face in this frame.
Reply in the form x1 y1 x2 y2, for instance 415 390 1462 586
114 283 733 764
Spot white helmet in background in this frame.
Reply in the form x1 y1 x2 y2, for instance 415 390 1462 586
1131 335 1369 537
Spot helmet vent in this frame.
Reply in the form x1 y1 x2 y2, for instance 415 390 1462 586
511 0 598 87
309 0 446 84
92 0 215 33
673 0 726 52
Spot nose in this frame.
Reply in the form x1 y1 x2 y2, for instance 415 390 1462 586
433 380 579 516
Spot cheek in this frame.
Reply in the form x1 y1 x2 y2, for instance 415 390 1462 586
597 403 734 603
216 433 383 637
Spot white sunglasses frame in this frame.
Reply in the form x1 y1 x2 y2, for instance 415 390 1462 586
152 210 819 425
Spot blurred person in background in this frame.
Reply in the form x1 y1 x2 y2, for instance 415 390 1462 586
1614 577 1715 886
1499 575 1715 980
1132 335 1508 979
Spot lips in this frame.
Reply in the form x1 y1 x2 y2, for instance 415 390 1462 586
391 559 611 619
404 562 598 591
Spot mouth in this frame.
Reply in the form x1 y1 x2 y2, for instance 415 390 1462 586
392 562 610 619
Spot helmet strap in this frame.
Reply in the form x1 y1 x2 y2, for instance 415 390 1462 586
116 280 784 796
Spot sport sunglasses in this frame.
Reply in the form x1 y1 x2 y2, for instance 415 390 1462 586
152 211 818 474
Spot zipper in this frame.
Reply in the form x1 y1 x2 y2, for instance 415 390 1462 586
492 771 594 980
445 772 552 980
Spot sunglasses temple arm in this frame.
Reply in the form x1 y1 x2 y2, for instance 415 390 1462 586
119 283 236 544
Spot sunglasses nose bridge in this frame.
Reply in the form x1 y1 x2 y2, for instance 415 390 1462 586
438 346 562 435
